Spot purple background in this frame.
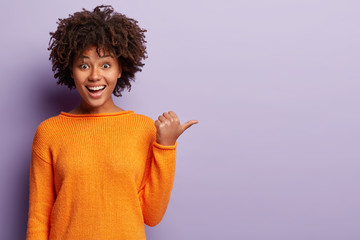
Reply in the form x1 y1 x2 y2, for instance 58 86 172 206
1 0 359 239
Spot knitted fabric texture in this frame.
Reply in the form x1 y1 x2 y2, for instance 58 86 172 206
26 110 177 240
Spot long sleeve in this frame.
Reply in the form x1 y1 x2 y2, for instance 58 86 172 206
26 128 56 240
24 111 178 239
139 141 177 227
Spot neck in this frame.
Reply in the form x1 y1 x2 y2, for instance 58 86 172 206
73 100 124 114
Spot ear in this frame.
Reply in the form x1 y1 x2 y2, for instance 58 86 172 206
69 65 73 78
117 65 122 79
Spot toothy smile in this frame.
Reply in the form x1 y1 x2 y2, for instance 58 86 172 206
85 85 106 98
86 85 106 91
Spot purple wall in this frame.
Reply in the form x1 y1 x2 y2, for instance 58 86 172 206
1 0 359 239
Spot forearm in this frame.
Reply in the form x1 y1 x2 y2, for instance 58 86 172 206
26 151 55 240
139 141 176 227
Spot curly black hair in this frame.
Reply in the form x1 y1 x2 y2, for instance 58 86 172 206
48 5 147 97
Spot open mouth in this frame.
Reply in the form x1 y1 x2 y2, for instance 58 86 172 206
86 85 106 97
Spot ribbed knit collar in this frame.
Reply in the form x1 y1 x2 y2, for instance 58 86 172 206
60 110 134 118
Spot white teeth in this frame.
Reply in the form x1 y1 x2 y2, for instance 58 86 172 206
87 86 105 91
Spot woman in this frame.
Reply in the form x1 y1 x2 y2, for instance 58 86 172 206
26 5 198 240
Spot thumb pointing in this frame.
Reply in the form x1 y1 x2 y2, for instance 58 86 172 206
181 120 199 132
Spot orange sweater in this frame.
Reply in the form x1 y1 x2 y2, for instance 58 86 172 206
26 110 177 240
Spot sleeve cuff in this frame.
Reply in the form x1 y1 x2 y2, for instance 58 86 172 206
153 141 177 150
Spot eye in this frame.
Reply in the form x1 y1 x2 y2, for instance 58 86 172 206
80 64 89 69
103 63 111 69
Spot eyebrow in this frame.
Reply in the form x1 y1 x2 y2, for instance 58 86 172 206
78 54 114 59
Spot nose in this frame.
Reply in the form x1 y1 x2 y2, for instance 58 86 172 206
89 67 101 81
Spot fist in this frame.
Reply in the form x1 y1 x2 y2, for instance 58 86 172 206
155 111 198 146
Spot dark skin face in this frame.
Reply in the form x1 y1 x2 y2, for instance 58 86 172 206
69 45 123 114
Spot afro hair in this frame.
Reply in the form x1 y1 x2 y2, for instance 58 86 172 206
48 5 147 96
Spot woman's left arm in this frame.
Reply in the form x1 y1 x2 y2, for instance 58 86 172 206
139 111 198 227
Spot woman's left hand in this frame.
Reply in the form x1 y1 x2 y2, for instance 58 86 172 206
155 111 198 146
